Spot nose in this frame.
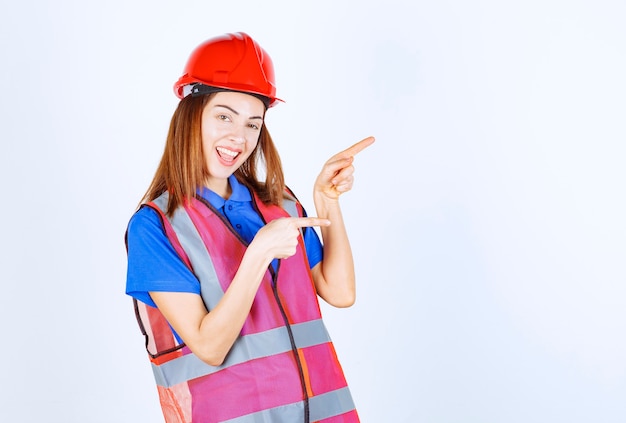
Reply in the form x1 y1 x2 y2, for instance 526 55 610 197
229 124 246 144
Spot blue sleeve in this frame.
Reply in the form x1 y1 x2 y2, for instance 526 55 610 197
300 206 323 268
125 206 201 307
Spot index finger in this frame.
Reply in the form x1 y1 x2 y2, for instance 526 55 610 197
339 136 376 158
292 217 331 228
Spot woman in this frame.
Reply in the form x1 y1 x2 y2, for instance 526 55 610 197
125 32 374 423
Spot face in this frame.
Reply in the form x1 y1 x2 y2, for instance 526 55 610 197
200 91 265 196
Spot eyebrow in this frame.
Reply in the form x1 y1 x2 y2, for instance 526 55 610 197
214 104 264 120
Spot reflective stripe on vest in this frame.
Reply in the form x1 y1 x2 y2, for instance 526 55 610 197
152 193 225 311
222 387 355 423
152 319 330 388
141 191 359 423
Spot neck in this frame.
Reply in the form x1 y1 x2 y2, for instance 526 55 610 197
205 177 231 199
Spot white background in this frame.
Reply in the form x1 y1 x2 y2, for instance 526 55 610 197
1 1 625 422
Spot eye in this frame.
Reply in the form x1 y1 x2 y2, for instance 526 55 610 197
217 114 231 122
247 122 261 130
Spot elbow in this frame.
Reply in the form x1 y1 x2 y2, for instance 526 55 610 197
206 358 225 367
199 352 226 367
193 347 228 367
337 296 356 308
328 291 356 308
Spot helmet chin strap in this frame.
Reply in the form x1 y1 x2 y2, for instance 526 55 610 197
185 83 271 109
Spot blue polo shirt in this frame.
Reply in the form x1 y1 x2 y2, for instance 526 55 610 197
126 176 323 308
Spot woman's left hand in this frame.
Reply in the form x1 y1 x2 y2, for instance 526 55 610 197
314 136 375 201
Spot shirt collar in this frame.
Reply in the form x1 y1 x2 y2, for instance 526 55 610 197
198 175 252 209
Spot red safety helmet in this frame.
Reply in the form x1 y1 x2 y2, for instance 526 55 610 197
173 32 282 107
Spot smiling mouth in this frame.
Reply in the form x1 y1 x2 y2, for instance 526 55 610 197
216 146 240 162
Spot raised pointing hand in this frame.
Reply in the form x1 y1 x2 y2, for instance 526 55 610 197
315 136 375 200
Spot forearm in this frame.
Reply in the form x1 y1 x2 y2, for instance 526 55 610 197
196 249 271 364
308 136 374 306
151 247 272 366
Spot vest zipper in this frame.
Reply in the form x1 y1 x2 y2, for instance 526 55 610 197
270 261 310 423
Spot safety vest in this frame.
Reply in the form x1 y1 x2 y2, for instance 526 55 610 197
133 190 359 423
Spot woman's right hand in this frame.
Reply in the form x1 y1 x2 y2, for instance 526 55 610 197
249 217 330 261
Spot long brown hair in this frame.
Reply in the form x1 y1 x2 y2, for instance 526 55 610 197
141 93 286 216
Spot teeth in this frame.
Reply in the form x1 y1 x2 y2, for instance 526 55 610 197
216 147 239 158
